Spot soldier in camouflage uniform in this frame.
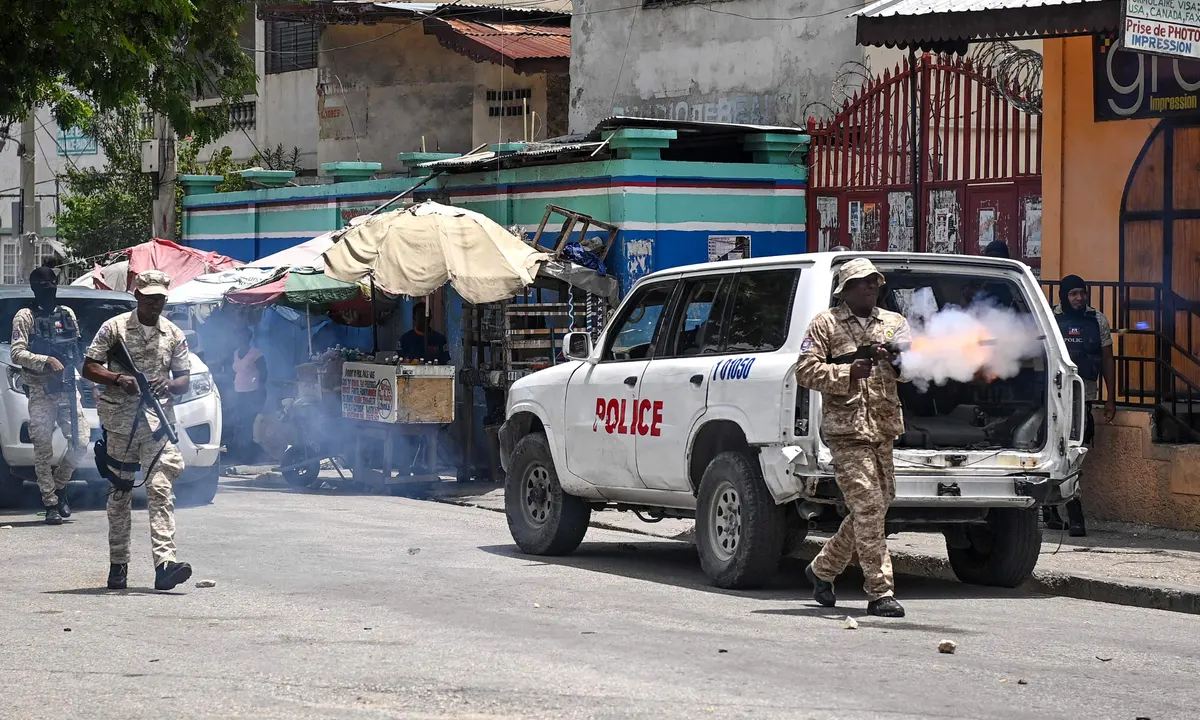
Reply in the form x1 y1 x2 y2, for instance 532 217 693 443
795 257 911 618
10 263 90 525
83 271 193 592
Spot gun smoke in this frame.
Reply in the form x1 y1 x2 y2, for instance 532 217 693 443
899 287 1043 392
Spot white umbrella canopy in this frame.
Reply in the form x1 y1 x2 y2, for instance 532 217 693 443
248 231 336 270
321 202 550 304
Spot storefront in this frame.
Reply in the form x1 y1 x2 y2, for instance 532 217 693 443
855 0 1200 529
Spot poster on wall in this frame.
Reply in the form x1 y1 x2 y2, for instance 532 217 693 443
1122 0 1200 60
1022 197 1043 259
848 200 880 250
708 235 751 262
977 208 997 250
1094 34 1200 120
887 192 914 252
815 196 839 252
928 190 960 254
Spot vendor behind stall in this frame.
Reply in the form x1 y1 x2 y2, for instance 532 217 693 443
398 302 450 364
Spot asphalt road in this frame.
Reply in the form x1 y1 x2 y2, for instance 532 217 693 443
1 479 1196 720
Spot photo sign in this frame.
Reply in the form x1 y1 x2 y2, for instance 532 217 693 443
1123 0 1200 59
1094 34 1200 120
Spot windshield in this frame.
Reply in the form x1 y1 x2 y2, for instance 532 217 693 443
0 297 136 345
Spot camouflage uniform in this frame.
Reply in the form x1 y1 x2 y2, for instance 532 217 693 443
10 306 90 507
796 292 911 601
86 307 190 566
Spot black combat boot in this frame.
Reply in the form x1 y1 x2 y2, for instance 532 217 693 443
1065 499 1087 537
155 561 193 591
867 596 906 618
107 564 128 590
44 505 63 525
56 489 71 519
1042 506 1065 530
805 563 837 607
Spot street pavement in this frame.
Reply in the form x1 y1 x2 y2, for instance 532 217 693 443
1 478 1197 719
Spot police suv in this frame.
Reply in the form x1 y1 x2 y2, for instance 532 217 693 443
499 252 1087 589
0 287 223 508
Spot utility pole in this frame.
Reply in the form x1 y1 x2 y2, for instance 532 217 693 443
18 115 38 282
149 114 177 241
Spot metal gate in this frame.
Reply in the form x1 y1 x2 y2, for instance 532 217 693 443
807 54 1043 271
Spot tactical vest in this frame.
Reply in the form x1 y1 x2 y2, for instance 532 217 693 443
1056 308 1102 382
29 305 82 368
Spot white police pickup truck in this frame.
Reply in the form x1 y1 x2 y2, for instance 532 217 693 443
0 288 223 508
499 252 1088 589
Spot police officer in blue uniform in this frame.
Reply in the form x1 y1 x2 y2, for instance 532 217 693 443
1050 274 1116 537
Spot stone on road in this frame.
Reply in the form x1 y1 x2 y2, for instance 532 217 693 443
0 484 1195 719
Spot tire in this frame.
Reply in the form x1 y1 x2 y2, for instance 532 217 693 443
504 433 590 556
695 451 786 589
947 508 1042 588
176 467 220 507
0 459 23 509
281 444 320 489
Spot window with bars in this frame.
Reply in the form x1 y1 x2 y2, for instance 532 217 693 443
267 20 319 74
0 240 57 285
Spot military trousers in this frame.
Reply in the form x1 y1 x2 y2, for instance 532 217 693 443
105 419 185 566
27 384 89 507
811 439 897 601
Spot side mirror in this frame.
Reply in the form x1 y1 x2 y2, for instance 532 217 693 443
563 331 593 362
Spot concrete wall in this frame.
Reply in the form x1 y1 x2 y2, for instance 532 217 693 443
569 0 864 132
471 63 551 148
317 23 477 172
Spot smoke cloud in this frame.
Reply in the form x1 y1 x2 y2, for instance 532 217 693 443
899 287 1044 391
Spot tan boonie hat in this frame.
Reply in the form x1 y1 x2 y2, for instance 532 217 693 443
135 270 172 296
833 257 885 298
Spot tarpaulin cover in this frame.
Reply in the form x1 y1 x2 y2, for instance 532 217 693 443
166 267 277 305
81 238 241 292
224 268 359 309
247 231 337 270
322 201 550 304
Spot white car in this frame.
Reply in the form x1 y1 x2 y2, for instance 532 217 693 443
0 288 223 508
500 252 1087 589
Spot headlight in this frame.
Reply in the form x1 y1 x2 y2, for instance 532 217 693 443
180 372 213 403
6 366 26 395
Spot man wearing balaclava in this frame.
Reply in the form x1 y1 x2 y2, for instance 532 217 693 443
10 261 90 525
1050 274 1115 537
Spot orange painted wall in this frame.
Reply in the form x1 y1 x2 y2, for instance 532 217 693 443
1042 37 1158 282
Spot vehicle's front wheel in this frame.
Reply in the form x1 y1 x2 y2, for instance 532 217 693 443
695 451 786 589
176 467 220 507
0 458 23 509
947 508 1041 587
281 444 320 489
505 433 590 555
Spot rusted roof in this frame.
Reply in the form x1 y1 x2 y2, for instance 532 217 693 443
855 0 1119 51
424 18 570 72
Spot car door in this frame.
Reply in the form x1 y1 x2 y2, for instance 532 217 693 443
635 274 732 491
564 280 677 489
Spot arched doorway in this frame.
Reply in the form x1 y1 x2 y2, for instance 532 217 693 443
1120 119 1200 412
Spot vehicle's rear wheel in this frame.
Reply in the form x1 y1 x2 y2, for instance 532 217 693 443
695 451 786 589
0 459 23 509
947 508 1041 587
281 444 320 489
505 433 590 556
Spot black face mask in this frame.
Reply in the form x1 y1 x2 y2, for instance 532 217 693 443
32 284 57 308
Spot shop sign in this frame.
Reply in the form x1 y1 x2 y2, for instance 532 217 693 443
1123 0 1200 60
1094 34 1200 120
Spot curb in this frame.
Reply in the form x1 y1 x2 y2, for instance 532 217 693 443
438 496 1200 616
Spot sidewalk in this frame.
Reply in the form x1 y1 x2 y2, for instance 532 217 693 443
427 483 1200 615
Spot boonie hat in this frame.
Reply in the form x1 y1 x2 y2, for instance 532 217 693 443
833 257 885 298
135 270 172 296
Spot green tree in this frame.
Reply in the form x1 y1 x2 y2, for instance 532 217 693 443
55 110 154 260
0 0 257 147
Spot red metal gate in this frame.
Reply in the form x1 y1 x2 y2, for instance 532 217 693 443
807 54 1043 271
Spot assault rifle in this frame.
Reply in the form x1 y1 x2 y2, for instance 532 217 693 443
31 337 84 447
829 341 911 366
110 337 179 445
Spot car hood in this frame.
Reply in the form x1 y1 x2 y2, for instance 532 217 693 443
0 344 210 375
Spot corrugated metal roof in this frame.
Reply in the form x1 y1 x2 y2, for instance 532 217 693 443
855 0 1103 18
374 0 572 14
854 0 1119 50
440 18 570 60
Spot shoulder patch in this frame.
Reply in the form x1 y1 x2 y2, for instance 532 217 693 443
800 337 814 353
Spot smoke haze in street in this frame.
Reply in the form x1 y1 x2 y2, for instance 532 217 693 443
899 287 1043 391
